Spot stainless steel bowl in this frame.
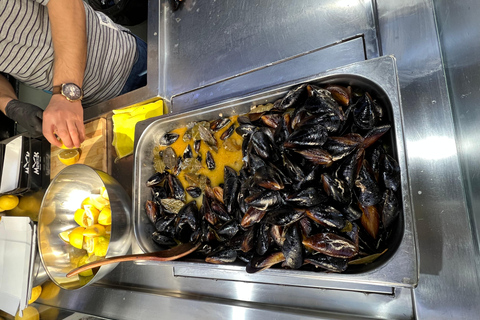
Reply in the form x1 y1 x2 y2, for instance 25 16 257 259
37 164 131 290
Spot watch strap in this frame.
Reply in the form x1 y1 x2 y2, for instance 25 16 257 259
52 85 62 95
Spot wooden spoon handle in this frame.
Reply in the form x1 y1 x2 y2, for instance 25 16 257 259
67 242 200 278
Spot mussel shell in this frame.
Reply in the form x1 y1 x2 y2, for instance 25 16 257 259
253 165 284 190
183 144 193 159
305 204 346 229
223 166 240 213
359 204 380 240
152 232 177 247
241 206 268 227
220 124 235 140
205 247 237 264
245 190 283 211
159 132 179 146
217 220 239 238
352 93 378 130
295 148 333 166
155 214 176 233
168 174 186 201
381 189 400 229
322 136 361 161
251 130 277 161
265 207 305 226
278 83 308 111
303 232 358 258
284 125 328 148
145 200 159 224
186 186 202 198
206 151 216 170
146 171 168 187
381 154 401 192
256 223 270 256
354 161 382 207
175 200 199 231
285 187 327 207
246 251 286 274
281 223 303 269
210 118 231 131
305 254 348 272
321 173 352 204
194 139 201 153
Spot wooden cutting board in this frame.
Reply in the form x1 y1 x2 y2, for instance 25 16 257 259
50 118 107 179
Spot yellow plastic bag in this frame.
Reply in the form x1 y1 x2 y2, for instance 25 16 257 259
112 99 163 160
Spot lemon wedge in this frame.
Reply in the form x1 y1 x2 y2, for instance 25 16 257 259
83 205 100 226
58 229 73 244
91 195 109 211
15 306 39 320
68 226 85 249
94 236 110 257
77 255 94 277
100 186 109 200
58 149 80 166
28 286 42 305
83 224 106 237
81 196 95 209
98 206 112 226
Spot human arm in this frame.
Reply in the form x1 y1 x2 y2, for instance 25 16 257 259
43 0 87 148
0 74 43 136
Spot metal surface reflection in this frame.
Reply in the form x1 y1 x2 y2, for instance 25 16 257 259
408 136 457 160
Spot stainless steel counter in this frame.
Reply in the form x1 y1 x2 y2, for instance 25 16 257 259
37 0 480 319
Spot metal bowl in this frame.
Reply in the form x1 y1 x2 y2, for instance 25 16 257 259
37 164 131 290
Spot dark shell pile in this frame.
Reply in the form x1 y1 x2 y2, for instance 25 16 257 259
145 82 402 273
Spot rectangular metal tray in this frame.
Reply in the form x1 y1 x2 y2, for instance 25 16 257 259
133 56 418 291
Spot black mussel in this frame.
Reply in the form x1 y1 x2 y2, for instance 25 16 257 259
362 125 390 149
210 118 231 132
206 151 215 170
237 251 254 264
352 92 378 130
303 232 358 259
205 247 237 264
382 189 400 229
282 152 306 183
247 153 267 174
220 124 235 140
241 226 257 252
354 161 382 207
210 198 231 222
381 154 401 192
341 203 363 221
359 204 380 239
285 187 327 207
168 174 185 201
278 83 308 111
344 222 360 249
217 220 239 238
152 232 177 247
251 130 277 161
296 111 343 133
223 166 240 213
186 186 202 198
248 112 264 122
304 86 344 119
284 125 328 148
246 251 286 274
265 207 305 226
253 166 284 191
256 223 271 256
305 254 348 273
261 113 283 129
151 185 168 206
196 243 213 256
173 156 182 175
194 139 201 153
298 216 314 237
155 214 176 233
365 143 384 181
336 148 364 189
305 204 346 229
295 148 333 166
183 144 193 159
270 224 284 247
237 115 252 124
146 171 168 187
273 115 290 146
325 85 350 107
321 173 352 204
282 223 303 269
145 200 159 224
245 190 283 211
163 147 177 169
241 206 267 227
322 135 361 161
160 132 179 146
202 197 219 226
291 108 310 131
236 124 257 138
176 201 199 231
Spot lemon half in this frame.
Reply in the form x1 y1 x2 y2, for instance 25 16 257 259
0 194 19 211
58 149 80 166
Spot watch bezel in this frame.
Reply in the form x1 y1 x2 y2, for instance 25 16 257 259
61 83 84 102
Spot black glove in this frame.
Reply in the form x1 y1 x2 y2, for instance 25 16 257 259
5 99 43 136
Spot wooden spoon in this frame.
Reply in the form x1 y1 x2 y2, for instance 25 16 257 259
67 242 201 278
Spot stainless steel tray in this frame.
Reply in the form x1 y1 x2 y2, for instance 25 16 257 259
133 56 418 292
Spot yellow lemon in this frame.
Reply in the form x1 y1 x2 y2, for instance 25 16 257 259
15 306 39 320
0 194 19 211
77 254 94 276
83 224 106 237
84 205 100 226
68 226 85 249
105 225 111 235
81 196 95 209
73 208 87 227
58 229 73 244
98 206 112 226
94 236 109 257
57 149 80 166
91 195 109 211
28 286 42 304
100 186 109 200
39 281 60 300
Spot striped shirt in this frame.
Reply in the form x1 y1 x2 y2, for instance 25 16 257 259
1 0 137 106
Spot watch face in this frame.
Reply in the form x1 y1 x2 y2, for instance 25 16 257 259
62 83 83 101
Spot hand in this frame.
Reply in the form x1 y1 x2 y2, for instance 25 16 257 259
42 94 85 148
5 100 43 136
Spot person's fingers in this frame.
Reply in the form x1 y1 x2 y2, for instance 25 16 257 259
67 120 82 148
56 126 74 149
77 121 86 143
43 123 63 148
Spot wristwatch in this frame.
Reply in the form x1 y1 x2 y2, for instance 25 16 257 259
52 83 84 102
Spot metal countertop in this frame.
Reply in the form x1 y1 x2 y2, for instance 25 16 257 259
38 0 480 319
